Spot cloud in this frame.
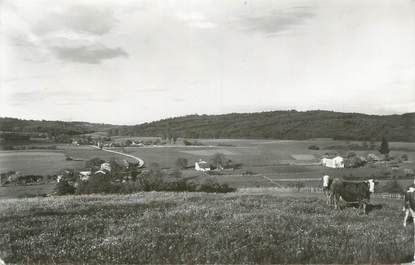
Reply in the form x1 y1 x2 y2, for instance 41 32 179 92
33 4 118 36
50 44 128 64
238 6 314 36
175 11 218 29
2 2 128 64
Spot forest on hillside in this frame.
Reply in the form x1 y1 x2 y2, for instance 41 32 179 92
107 111 415 142
0 118 115 143
1 111 414 142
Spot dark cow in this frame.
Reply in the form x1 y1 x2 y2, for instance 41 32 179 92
403 187 415 261
329 178 375 213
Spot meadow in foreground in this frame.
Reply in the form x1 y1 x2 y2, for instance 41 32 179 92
0 191 412 264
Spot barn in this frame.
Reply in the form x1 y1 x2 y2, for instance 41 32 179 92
321 156 344 168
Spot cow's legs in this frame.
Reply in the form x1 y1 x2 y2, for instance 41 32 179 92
413 216 415 262
333 193 340 210
404 209 409 227
410 208 415 262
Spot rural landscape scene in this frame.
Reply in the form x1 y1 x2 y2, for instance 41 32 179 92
1 0 415 264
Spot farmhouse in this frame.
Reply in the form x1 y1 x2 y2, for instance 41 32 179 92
195 159 211 172
79 171 92 181
100 162 111 172
321 156 344 168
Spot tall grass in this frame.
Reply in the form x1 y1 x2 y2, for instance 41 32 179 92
0 192 412 264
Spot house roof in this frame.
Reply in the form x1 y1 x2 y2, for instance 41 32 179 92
196 161 210 168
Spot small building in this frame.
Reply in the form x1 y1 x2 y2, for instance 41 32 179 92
100 162 111 172
321 156 344 168
79 171 92 181
195 160 211 172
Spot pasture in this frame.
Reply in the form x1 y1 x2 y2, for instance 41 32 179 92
0 190 413 264
1 139 414 198
0 150 84 175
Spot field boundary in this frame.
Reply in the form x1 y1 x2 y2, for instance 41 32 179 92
238 186 405 200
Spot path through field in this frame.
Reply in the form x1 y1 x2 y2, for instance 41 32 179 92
90 146 145 167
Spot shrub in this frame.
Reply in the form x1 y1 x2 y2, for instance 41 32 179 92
197 180 235 193
210 153 229 170
401 154 409 161
85 157 106 170
308 145 320 150
54 180 75 195
137 163 163 191
175 158 188 169
77 173 115 194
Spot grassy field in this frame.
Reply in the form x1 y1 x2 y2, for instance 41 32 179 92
0 190 413 264
0 150 84 175
1 139 414 199
0 184 55 199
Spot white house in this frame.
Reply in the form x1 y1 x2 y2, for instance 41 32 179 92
321 156 344 168
100 162 111 172
79 171 92 181
195 159 211 172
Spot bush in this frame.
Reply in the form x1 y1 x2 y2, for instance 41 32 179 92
175 158 188 169
54 180 75 195
196 179 236 193
308 145 320 150
137 163 163 191
85 157 106 171
77 173 116 194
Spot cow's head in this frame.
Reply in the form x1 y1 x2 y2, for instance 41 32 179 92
366 179 378 193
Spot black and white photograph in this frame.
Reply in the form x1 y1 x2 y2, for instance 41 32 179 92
0 0 414 264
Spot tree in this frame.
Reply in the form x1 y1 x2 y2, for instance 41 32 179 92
379 136 390 160
210 153 227 170
175 158 188 169
85 157 106 171
138 163 163 191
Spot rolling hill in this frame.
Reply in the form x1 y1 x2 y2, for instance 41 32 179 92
108 110 415 142
2 110 414 142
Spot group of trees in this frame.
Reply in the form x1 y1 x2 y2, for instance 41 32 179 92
55 156 235 195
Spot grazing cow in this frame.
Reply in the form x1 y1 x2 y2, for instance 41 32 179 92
330 178 376 213
403 186 415 261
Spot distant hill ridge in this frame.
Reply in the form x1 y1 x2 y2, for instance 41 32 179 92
0 117 116 136
108 110 415 142
1 110 414 141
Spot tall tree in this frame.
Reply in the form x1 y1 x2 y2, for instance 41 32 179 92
379 136 390 160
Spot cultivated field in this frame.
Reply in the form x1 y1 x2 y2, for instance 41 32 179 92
0 150 84 175
1 139 414 198
0 190 413 264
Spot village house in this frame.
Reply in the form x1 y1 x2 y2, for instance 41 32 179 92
79 171 92 181
195 159 211 172
321 156 344 168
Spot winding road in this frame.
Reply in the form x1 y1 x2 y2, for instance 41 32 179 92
90 145 145 168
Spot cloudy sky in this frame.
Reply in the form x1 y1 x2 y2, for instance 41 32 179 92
1 0 414 125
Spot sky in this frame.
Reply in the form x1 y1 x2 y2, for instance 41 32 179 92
1 0 414 125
